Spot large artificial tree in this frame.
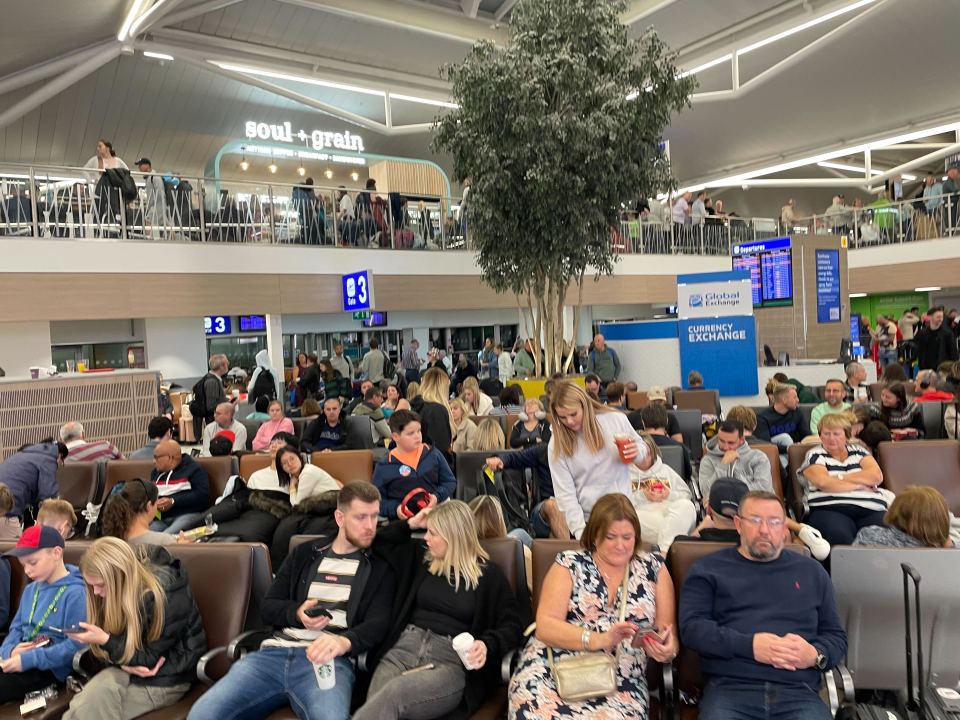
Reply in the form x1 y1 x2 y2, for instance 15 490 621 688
433 0 695 376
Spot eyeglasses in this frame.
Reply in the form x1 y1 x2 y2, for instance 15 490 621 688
738 516 785 529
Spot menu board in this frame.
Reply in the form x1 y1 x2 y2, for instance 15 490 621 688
760 249 793 306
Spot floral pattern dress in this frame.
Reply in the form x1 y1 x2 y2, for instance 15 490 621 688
508 549 663 720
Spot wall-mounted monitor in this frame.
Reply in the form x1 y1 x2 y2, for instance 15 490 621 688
239 314 267 332
361 311 388 328
730 237 793 308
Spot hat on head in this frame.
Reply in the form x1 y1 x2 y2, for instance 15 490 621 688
708 479 749 519
134 157 151 166
215 430 236 445
647 385 667 402
4 525 64 557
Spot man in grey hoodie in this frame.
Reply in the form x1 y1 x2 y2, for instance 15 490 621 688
699 420 773 501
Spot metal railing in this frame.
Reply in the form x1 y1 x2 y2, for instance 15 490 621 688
780 191 960 247
1 162 957 254
0 163 469 251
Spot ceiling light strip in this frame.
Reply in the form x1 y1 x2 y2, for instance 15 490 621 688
736 0 877 56
118 0 149 42
214 62 386 98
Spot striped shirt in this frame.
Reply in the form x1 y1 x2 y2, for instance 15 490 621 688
65 439 123 463
264 549 361 648
798 443 889 513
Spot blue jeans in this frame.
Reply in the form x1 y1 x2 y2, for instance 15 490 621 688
187 647 354 720
699 679 831 720
878 347 898 368
150 512 204 534
530 501 551 538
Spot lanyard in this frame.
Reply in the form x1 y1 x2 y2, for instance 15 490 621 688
26 585 67 641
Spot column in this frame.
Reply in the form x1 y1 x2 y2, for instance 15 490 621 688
265 313 285 400
0 321 52 377
143 317 208 382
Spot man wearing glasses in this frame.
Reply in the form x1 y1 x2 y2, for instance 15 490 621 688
678 491 846 720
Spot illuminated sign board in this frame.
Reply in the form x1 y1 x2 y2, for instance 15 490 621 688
342 270 374 312
204 316 231 335
244 120 365 153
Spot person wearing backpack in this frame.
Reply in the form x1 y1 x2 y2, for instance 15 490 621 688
189 354 228 438
247 350 278 408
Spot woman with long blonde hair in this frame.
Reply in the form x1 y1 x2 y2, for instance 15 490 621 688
354 501 525 720
548 380 652 540
411 367 455 460
461 376 494 416
473 417 506 451
449 397 478 453
63 537 206 720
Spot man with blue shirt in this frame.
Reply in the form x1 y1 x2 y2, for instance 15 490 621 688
679 491 846 719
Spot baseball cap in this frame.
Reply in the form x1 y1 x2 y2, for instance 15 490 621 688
135 157 151 166
4 525 65 557
215 430 236 445
647 385 667 402
708 479 749 519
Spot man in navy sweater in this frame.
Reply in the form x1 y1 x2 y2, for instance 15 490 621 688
679 491 846 719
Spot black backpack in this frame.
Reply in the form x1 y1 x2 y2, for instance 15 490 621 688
188 373 215 420
105 167 138 203
249 369 277 406
381 350 396 379
479 468 534 537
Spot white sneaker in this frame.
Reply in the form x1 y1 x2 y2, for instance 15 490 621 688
797 525 831 561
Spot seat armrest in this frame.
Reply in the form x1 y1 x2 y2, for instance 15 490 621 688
835 662 855 704
500 649 517 684
357 651 369 673
197 646 227 685
825 668 840 717
71 648 103 680
660 660 675 720
226 630 273 660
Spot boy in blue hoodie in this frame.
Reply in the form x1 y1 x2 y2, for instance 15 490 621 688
0 525 86 704
373 409 456 519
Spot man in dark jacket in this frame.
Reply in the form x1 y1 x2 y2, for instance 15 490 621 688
149 440 210 534
915 307 958 370
0 441 66 527
187 482 396 720
303 397 347 452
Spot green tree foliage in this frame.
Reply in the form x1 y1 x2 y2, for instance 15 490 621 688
433 0 695 375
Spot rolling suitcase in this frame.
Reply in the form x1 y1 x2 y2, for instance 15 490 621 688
899 563 960 719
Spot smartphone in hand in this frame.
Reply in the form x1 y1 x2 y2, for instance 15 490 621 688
630 621 665 648
49 624 83 635
304 605 333 620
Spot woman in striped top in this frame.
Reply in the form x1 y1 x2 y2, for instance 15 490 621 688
798 412 887 546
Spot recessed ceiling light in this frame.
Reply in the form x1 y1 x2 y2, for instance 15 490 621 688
268 163 278 174
848 293 867 298
915 287 941 292
143 51 174 62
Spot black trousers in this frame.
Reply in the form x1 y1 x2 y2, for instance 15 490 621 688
0 667 59 704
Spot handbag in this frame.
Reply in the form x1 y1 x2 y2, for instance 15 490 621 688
546 562 630 702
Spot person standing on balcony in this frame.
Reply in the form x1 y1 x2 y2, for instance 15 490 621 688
942 163 960 232
780 198 798 232
83 139 128 228
135 158 168 241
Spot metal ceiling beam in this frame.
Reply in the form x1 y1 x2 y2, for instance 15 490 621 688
0 44 122 130
151 28 451 95
493 0 517 22
867 143 960 186
0 40 116 98
621 0 683 26
275 0 508 44
153 0 246 29
131 0 187 35
461 0 482 19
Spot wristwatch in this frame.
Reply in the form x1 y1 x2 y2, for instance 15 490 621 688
814 648 828 670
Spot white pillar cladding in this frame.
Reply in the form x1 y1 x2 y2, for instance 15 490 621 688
0 322 53 377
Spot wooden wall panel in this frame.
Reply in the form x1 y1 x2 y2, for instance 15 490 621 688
368 160 448 197
849 259 960 295
0 271 684 322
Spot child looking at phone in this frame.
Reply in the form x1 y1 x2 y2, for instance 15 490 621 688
629 435 698 550
0 525 86 704
372 410 456 519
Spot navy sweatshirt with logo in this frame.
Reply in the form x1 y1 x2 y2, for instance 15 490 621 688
679 546 846 688
372 445 456 518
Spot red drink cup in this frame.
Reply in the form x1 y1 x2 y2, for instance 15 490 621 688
614 434 633 464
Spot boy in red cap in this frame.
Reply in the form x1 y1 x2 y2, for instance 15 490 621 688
0 526 86 703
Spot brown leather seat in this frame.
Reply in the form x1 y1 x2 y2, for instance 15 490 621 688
239 452 273 479
673 390 720 416
505 414 521 441
195 456 234 506
310 449 374 484
530 539 665 719
667 541 811 718
878 439 960 514
103 459 155 497
0 542 255 720
56 462 102 507
786 442 818 518
753 443 785 502
627 391 650 410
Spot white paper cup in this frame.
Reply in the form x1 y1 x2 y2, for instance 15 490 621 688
452 632 476 670
313 659 336 690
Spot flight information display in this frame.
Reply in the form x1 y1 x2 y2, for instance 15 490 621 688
760 249 793 305
731 237 793 307
732 254 762 306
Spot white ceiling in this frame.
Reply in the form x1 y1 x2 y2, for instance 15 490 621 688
0 0 957 191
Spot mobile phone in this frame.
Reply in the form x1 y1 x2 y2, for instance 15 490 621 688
304 605 333 619
630 623 665 648
49 624 83 634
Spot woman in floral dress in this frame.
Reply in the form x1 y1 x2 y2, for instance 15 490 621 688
509 493 678 719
